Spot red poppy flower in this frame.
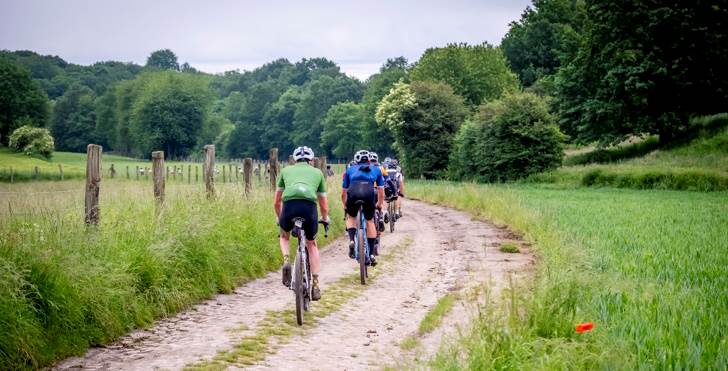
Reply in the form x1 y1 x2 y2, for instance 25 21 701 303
575 322 594 333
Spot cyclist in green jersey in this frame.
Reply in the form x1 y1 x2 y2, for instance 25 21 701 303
274 146 330 300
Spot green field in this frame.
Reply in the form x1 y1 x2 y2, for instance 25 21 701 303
409 182 728 369
0 148 257 182
0 177 344 369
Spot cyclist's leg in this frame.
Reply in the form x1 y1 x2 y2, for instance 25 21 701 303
362 194 378 261
278 201 296 286
301 202 320 276
300 201 322 300
344 195 359 257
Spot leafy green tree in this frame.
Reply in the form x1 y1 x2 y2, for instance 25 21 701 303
556 0 728 145
377 81 466 179
450 92 566 181
261 86 303 157
51 85 97 152
0 60 50 144
501 0 586 87
410 43 518 106
94 89 117 148
291 75 364 154
224 80 288 158
146 49 180 71
8 124 54 158
321 102 367 158
360 58 409 155
129 72 212 158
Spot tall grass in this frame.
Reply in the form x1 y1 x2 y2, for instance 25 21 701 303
409 181 728 369
0 178 343 369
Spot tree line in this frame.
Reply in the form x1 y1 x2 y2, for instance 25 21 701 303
1 0 726 181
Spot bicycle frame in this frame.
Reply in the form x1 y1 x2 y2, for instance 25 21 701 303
352 205 370 261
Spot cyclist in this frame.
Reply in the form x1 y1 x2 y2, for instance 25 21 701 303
274 146 330 301
342 150 385 266
388 159 404 218
370 152 387 233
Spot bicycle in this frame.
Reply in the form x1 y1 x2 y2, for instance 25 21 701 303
353 200 370 285
387 194 397 232
290 217 329 326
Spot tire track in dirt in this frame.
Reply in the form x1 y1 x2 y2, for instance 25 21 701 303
55 199 534 370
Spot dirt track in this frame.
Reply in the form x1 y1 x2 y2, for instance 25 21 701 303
55 199 534 370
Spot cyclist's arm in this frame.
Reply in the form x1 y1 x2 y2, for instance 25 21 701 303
341 168 350 206
375 169 385 208
274 171 285 218
317 172 329 221
274 190 283 218
318 195 329 221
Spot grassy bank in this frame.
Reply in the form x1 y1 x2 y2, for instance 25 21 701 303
409 181 728 369
532 125 728 191
0 178 343 369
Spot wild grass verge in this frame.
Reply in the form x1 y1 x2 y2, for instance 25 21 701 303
409 181 728 369
0 178 343 369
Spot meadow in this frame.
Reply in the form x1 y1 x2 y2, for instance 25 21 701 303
408 181 728 369
0 175 344 369
0 148 267 182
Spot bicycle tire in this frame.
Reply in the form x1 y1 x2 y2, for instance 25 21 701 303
304 248 311 312
389 202 396 233
294 252 304 325
357 210 367 285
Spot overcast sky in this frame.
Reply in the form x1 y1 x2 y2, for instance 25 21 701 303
0 0 530 80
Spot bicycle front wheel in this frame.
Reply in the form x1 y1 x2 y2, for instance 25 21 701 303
294 252 305 325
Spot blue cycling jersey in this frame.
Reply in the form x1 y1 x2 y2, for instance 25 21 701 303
342 163 385 189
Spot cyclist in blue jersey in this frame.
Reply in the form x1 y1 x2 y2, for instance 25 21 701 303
341 150 385 265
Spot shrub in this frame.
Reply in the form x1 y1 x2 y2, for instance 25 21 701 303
450 92 566 182
8 124 54 159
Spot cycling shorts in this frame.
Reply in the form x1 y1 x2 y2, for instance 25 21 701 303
345 181 376 220
279 199 319 239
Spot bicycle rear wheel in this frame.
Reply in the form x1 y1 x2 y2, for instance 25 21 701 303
357 211 367 285
389 202 396 233
294 252 305 325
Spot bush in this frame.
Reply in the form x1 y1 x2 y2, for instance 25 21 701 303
8 124 54 159
450 92 566 182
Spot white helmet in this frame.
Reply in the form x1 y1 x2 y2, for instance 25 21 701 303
292 146 314 161
370 152 379 163
353 150 370 163
384 157 392 163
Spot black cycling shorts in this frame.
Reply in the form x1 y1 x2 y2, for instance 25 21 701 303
346 182 376 220
279 199 319 239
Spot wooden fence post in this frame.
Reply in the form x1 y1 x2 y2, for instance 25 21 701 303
135 166 139 180
228 164 233 183
34 166 39 180
152 151 165 205
195 165 199 182
172 165 177 181
166 166 169 179
9 166 14 183
145 167 149 180
85 144 102 225
188 164 191 184
243 158 253 196
204 145 215 199
235 165 240 183
126 165 129 179
257 163 262 184
109 164 116 179
313 157 321 170
269 148 279 191
321 156 327 173
58 164 64 180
